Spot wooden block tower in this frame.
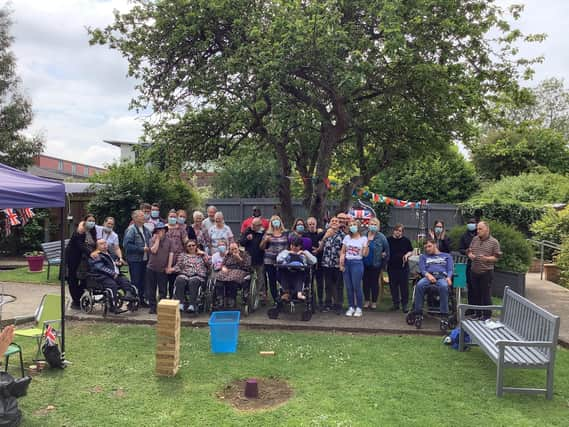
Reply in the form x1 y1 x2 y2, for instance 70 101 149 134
156 299 181 377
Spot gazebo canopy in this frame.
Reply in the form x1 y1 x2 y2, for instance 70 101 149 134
0 162 65 208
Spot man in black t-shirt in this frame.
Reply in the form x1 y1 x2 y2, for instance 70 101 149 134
387 224 414 313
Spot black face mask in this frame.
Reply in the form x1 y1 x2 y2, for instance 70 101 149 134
253 212 261 217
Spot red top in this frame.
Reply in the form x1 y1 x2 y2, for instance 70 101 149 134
240 216 270 234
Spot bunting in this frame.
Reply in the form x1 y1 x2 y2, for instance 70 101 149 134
352 189 427 209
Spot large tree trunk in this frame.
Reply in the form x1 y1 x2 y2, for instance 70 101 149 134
274 138 294 226
339 175 364 212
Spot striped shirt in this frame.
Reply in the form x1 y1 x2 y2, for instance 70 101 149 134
469 235 502 274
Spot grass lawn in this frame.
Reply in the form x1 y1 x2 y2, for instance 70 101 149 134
0 266 60 284
10 322 569 427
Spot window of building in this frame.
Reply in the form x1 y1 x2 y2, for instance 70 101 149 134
84 166 89 176
58 159 63 171
71 164 77 175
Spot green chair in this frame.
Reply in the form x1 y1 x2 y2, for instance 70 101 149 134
3 343 25 377
15 294 63 361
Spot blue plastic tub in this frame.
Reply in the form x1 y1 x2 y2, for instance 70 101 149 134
208 311 241 353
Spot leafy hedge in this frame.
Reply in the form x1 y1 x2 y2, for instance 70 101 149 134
460 172 569 235
530 206 569 259
448 220 532 273
556 239 569 289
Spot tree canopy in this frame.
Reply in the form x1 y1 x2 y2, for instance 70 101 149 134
0 8 43 170
90 0 539 221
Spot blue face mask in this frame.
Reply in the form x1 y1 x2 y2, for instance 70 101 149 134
369 225 378 233
85 221 96 230
178 217 186 225
349 225 358 234
151 211 160 219
103 226 113 233
168 217 177 225
218 246 226 254
272 220 281 228
434 227 443 234
296 225 305 233
467 223 477 232
144 213 150 221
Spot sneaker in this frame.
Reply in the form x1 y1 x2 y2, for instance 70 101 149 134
322 305 331 313
363 301 370 309
402 305 409 314
345 307 355 317
370 303 377 310
354 308 363 317
149 307 157 315
187 304 195 313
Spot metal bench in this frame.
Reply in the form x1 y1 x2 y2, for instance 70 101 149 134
40 240 69 280
458 286 560 399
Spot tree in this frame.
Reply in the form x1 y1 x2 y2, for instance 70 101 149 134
88 163 201 237
0 8 43 169
369 145 479 204
470 125 569 180
90 0 539 221
212 144 280 198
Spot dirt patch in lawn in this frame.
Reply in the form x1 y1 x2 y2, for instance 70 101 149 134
217 377 293 412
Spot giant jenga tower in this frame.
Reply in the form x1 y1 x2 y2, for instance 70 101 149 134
156 299 180 377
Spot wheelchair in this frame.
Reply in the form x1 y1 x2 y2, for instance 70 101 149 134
173 275 211 316
405 274 457 331
267 263 315 321
80 272 140 317
208 269 258 317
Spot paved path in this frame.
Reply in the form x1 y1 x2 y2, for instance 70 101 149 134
525 273 569 347
1 274 568 345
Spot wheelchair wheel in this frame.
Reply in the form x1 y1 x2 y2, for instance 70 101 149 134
448 316 457 329
127 299 139 312
242 304 250 317
405 312 415 325
440 319 450 332
80 292 94 314
249 273 259 312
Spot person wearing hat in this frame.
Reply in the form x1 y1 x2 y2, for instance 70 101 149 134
240 206 270 234
146 222 174 314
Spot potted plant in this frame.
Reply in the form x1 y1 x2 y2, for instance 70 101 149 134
24 251 45 273
449 221 532 296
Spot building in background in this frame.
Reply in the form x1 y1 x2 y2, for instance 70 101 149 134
29 154 106 181
103 139 139 162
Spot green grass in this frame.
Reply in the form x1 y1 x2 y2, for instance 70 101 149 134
9 322 569 427
0 266 60 284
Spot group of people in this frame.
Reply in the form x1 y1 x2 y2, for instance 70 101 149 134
65 203 501 321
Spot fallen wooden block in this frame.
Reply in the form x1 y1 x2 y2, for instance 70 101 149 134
259 351 275 356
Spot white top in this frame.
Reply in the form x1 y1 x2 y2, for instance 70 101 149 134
202 218 216 233
342 235 368 260
208 224 234 254
211 252 224 271
96 225 120 250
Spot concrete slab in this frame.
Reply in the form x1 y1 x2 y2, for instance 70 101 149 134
0 281 61 324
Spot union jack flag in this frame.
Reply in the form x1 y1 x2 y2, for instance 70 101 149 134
348 208 374 220
3 216 10 237
3 209 20 226
18 208 34 226
44 324 57 346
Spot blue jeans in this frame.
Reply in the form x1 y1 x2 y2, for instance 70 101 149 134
414 277 449 315
128 260 148 300
343 259 364 309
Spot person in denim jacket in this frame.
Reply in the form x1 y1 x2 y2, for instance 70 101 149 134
362 218 390 310
123 210 152 306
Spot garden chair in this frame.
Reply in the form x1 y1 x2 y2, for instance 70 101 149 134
3 343 24 377
14 294 62 361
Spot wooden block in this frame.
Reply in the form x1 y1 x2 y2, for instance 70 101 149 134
260 351 275 356
155 300 181 377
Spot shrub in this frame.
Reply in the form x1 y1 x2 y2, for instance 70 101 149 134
460 172 569 234
88 163 201 237
556 240 569 289
0 209 54 256
448 221 532 273
530 207 569 259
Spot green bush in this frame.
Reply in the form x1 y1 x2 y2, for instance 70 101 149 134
556 239 569 289
530 206 569 259
461 172 569 234
448 221 532 273
88 163 202 237
0 209 54 256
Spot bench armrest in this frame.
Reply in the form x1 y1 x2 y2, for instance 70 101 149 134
458 304 503 320
496 340 556 349
13 316 31 326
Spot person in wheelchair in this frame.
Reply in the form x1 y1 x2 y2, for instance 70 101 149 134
413 239 454 322
88 239 137 313
215 242 252 308
276 237 317 301
171 239 210 313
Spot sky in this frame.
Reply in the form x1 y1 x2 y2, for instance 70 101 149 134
8 0 569 168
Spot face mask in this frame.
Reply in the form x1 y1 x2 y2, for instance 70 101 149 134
218 246 226 254
296 225 305 232
151 211 159 219
467 223 476 232
103 226 113 233
253 212 261 217
85 221 95 230
434 227 443 234
369 225 378 233
168 217 177 225
178 217 186 225
349 225 358 234
144 213 150 221
272 220 281 228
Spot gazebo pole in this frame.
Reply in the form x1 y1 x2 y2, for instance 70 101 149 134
59 206 66 358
